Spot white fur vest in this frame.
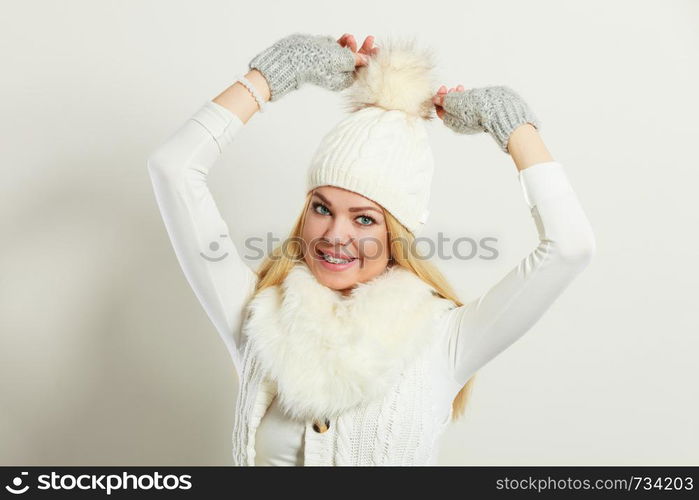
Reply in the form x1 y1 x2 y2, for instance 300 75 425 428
231 262 457 466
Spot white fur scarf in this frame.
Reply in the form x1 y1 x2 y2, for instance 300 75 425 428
240 263 456 422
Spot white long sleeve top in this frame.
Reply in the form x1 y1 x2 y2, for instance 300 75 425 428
147 100 596 466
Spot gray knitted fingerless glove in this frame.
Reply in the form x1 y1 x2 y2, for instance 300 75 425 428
441 85 541 153
248 33 357 102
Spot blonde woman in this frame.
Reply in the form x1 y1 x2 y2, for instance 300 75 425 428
147 32 595 466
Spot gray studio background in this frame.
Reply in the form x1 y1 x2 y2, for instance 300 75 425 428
1 0 697 465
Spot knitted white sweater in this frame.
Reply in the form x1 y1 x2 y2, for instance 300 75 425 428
147 100 596 466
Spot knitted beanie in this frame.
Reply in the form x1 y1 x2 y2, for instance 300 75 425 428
306 36 437 235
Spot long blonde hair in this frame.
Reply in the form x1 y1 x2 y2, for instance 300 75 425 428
251 191 476 421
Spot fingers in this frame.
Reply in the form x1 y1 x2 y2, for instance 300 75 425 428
433 84 468 120
337 34 363 67
357 35 377 65
359 35 374 55
340 34 375 54
337 33 355 52
338 33 377 67
354 52 368 66
337 33 357 52
432 90 446 108
347 34 357 52
362 36 380 62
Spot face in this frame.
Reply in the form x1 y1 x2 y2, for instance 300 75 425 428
301 186 391 295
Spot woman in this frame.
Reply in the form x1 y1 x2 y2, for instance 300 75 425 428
147 32 596 466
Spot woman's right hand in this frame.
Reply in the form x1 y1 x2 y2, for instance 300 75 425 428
248 33 377 102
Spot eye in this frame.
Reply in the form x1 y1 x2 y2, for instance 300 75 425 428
312 202 377 226
356 215 376 226
312 202 331 215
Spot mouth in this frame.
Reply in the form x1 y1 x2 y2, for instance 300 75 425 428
315 248 358 269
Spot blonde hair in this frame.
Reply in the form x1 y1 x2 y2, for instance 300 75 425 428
252 191 476 421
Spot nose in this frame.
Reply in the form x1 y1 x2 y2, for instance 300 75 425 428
322 217 354 248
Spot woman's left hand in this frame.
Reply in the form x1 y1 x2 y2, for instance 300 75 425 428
432 84 542 153
433 84 466 120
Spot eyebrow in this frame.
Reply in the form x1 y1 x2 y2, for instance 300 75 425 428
313 192 383 215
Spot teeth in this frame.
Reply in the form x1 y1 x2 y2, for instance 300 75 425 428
322 252 352 264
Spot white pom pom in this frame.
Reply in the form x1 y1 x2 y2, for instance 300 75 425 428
342 35 437 120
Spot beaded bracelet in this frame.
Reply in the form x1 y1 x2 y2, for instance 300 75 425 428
234 74 267 113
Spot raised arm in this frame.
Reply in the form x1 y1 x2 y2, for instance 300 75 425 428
441 122 596 391
146 70 270 375
146 28 372 374
444 160 596 390
431 84 596 391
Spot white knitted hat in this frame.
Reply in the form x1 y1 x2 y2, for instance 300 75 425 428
306 36 437 235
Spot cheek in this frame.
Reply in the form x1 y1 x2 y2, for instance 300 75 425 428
302 215 323 241
356 230 389 260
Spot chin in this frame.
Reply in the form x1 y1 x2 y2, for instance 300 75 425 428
313 266 359 291
304 255 357 289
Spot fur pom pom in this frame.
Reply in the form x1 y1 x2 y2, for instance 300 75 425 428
342 35 437 120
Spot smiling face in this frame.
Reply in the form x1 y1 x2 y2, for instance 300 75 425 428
301 186 391 295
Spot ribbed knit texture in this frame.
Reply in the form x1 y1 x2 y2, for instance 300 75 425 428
232 336 447 466
441 85 541 153
231 335 275 466
306 106 434 235
248 33 357 102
